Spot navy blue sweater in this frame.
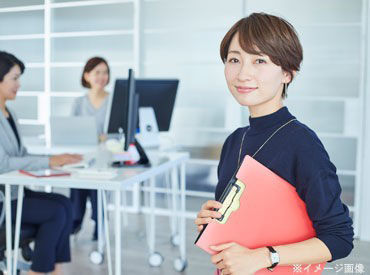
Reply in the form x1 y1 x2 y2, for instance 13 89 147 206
216 107 354 261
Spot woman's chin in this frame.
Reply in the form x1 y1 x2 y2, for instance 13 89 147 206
234 97 260 107
7 94 17 101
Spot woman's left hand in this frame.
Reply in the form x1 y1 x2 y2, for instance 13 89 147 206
210 242 271 275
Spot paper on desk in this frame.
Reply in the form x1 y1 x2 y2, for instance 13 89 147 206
72 168 118 180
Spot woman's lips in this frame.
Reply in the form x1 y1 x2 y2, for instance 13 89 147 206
236 86 257 94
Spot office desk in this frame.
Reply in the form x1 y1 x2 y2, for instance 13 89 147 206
0 151 189 275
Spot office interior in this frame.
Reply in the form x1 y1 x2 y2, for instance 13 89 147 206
0 0 370 274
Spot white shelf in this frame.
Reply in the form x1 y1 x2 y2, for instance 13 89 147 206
144 26 228 34
0 5 44 13
18 119 43 125
50 0 132 9
25 63 45 68
0 34 44 40
18 92 44 96
317 133 358 139
337 170 357 176
50 30 133 38
50 92 84 97
26 62 132 68
143 60 219 66
288 95 360 102
297 22 362 28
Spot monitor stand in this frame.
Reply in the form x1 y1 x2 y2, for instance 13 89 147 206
136 107 160 149
111 140 151 168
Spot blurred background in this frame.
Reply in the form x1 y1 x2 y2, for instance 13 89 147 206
0 0 369 273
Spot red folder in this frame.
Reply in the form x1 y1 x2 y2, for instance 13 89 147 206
195 155 326 274
19 169 70 178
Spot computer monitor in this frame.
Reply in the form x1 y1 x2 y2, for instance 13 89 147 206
105 69 139 151
113 79 179 131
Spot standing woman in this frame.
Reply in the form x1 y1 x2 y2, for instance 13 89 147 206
194 13 354 274
0 51 81 275
70 57 110 239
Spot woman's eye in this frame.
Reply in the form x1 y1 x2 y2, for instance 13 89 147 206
256 59 266 64
228 58 239 63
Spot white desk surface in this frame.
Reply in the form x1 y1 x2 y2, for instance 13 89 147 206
0 151 189 190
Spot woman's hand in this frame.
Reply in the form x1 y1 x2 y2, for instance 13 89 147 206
210 242 271 275
195 200 223 232
49 154 82 168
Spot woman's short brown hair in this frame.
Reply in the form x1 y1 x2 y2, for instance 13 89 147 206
220 13 303 98
81 57 110 88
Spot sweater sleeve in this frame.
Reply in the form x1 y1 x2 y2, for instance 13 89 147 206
294 131 354 261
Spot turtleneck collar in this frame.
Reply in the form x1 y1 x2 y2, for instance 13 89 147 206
248 106 295 134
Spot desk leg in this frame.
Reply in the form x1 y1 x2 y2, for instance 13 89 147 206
115 190 121 275
97 189 104 254
5 184 12 275
170 168 180 245
180 163 186 259
102 191 113 275
178 163 187 267
13 186 24 275
132 182 141 213
149 177 155 254
146 177 163 267
121 189 128 227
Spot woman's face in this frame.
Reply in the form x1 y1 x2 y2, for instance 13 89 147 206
84 62 109 91
224 33 291 115
0 65 21 102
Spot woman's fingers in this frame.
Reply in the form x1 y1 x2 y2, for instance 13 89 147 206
197 209 222 219
195 200 223 231
194 217 213 226
202 200 223 210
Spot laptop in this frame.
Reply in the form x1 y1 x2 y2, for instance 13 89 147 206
50 116 99 147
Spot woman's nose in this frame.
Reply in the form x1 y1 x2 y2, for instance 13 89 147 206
237 63 254 82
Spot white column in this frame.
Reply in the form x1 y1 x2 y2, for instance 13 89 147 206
359 0 370 241
44 0 52 148
133 0 142 76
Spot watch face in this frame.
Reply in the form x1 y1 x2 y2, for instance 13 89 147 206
271 253 280 263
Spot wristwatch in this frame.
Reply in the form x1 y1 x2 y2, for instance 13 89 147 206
267 246 280 271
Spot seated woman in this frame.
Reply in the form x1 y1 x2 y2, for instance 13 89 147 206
0 51 82 275
70 57 110 240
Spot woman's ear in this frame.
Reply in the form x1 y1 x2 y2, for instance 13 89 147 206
83 72 91 85
83 72 89 81
283 70 296 84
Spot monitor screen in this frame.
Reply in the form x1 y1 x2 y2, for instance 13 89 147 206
112 79 179 131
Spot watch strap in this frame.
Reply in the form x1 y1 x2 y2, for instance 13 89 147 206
267 246 279 271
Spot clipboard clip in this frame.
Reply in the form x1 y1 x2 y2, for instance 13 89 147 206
216 178 245 224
